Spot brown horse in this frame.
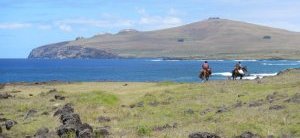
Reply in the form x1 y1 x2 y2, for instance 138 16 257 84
199 69 211 81
232 66 247 80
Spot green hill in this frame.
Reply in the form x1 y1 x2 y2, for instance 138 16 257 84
29 18 300 59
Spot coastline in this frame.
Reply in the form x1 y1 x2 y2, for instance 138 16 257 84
0 68 299 137
0 68 299 85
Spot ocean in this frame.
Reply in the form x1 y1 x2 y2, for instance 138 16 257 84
0 59 299 83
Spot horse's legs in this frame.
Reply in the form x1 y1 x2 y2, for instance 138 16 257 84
240 74 244 80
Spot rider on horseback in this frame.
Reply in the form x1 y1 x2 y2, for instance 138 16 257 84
233 61 244 75
202 61 211 75
235 61 242 70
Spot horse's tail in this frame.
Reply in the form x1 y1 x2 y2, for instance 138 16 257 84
199 71 203 79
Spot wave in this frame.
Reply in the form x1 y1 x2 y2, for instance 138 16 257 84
150 59 181 62
244 73 277 80
196 60 225 62
150 59 163 62
251 73 278 77
262 63 299 66
213 72 278 80
234 60 257 62
165 60 181 61
213 72 232 76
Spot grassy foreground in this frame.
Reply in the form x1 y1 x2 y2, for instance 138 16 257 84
0 69 300 138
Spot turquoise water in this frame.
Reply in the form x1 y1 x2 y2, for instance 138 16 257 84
0 59 299 83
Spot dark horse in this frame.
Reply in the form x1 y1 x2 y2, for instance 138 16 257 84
232 66 247 80
199 69 212 81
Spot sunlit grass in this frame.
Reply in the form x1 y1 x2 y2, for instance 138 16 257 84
0 69 299 137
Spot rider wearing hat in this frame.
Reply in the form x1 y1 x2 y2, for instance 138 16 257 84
235 61 242 70
202 61 211 74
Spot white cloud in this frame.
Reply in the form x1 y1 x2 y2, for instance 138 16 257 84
0 23 31 29
137 9 184 30
139 16 182 26
57 24 72 32
53 17 135 32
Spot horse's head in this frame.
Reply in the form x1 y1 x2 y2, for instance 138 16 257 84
242 66 248 72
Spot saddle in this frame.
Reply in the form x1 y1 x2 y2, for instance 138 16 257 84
201 69 212 75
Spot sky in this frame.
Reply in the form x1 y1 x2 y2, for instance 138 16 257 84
1 0 300 58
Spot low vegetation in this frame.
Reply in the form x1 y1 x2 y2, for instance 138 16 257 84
0 69 299 137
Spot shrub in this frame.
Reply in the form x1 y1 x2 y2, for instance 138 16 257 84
137 125 152 136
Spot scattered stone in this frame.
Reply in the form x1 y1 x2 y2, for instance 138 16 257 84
24 109 37 119
55 104 93 137
94 126 110 137
173 122 178 128
216 106 229 113
267 135 274 138
54 94 65 100
248 100 264 107
0 93 12 99
48 89 57 93
53 103 74 116
233 101 243 108
97 116 111 123
200 108 212 115
60 113 82 125
10 90 21 93
129 104 136 108
235 131 260 138
41 111 49 116
0 118 7 122
123 83 128 86
33 82 47 85
148 101 159 107
184 109 194 114
76 123 93 138
121 105 126 107
153 123 177 131
77 128 93 138
136 101 144 107
34 127 49 137
266 92 288 103
49 99 55 102
77 123 93 132
0 113 4 116
269 105 285 110
29 94 33 96
25 135 32 138
238 94 245 97
188 132 220 138
160 101 171 105
57 125 76 137
5 120 17 130
285 93 300 103
0 126 2 134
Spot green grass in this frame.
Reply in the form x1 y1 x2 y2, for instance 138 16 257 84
0 69 299 137
75 91 119 106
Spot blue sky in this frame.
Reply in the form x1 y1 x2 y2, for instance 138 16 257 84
1 0 300 58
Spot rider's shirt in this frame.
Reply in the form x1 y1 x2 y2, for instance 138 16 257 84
202 63 209 70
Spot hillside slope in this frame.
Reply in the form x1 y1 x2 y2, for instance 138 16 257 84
29 18 300 59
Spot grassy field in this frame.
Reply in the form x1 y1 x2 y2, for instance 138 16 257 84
0 69 299 138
